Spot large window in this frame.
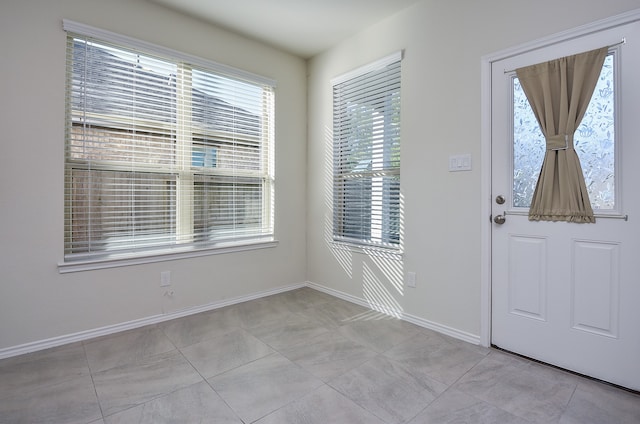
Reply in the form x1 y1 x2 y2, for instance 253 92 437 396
63 22 275 262
332 53 401 248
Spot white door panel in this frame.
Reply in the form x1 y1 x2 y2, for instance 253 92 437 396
491 20 640 391
571 239 619 338
508 234 547 321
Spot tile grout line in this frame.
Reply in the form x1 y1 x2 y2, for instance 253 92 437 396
81 342 106 422
173 345 248 424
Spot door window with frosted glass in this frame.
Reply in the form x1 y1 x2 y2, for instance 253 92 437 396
512 53 616 211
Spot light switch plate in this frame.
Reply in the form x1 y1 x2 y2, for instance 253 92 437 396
449 154 472 172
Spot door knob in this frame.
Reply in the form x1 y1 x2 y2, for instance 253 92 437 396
494 214 506 225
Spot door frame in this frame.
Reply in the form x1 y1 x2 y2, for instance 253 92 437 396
479 8 640 348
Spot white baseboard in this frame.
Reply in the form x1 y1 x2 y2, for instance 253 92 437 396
306 281 481 345
0 282 305 360
0 280 479 360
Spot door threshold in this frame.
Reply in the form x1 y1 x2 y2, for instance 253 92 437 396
491 345 640 395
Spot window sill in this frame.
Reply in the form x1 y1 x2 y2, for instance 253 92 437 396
329 241 403 261
58 239 279 273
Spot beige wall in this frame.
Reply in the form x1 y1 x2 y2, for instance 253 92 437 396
0 0 307 350
306 0 640 339
2 0 639 353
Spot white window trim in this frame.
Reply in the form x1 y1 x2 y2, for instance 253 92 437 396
62 20 276 87
58 240 279 273
331 51 403 86
329 240 404 261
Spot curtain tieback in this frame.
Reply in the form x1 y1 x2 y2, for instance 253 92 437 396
546 134 573 150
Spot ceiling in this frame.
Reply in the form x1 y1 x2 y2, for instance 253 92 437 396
148 0 423 58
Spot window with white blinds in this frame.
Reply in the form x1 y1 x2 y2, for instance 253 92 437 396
332 53 401 248
63 22 275 261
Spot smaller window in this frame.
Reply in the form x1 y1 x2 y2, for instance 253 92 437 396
332 53 402 248
512 52 616 211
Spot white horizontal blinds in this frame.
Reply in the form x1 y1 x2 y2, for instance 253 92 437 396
191 69 274 243
333 55 401 247
64 28 274 260
65 36 178 256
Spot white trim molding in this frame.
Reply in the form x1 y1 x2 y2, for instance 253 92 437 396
306 281 481 345
0 282 304 360
0 280 482 360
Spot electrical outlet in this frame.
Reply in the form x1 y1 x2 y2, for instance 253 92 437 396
407 271 416 288
160 271 171 287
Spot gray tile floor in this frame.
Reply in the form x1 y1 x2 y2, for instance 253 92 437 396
1 287 639 423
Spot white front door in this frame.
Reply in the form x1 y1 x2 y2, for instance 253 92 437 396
491 18 640 391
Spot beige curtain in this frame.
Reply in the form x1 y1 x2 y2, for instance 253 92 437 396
516 47 607 223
